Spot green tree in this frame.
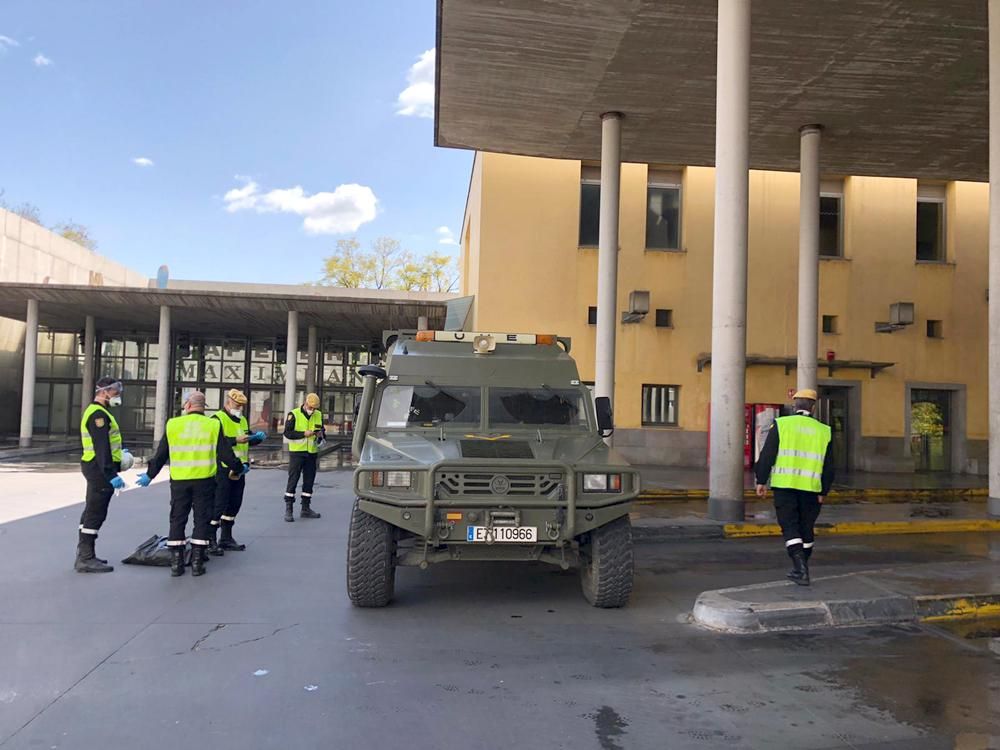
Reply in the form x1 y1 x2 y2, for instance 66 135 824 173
369 236 408 289
54 221 97 250
321 238 374 288
318 236 460 292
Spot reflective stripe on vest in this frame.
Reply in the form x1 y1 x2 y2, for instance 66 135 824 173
213 410 249 463
80 403 123 463
166 414 221 480
287 407 323 453
769 415 831 493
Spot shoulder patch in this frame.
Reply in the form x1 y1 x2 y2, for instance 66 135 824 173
94 417 106 428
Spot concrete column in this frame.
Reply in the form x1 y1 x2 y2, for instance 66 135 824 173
707 0 751 522
18 299 39 448
81 315 96 407
990 0 1000 517
153 306 171 443
797 125 822 393
595 112 623 409
306 325 318 395
284 311 299 435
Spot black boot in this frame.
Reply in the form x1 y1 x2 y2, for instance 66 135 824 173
75 533 113 573
170 545 185 577
191 545 207 576
219 521 246 551
207 525 225 557
300 499 321 519
789 551 810 586
285 500 295 522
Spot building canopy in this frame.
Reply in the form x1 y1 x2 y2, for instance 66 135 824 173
436 0 988 181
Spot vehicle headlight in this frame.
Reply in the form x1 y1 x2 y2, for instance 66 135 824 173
386 471 412 488
583 473 623 493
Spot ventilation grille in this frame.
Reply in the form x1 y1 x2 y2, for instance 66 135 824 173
437 472 562 497
460 440 534 459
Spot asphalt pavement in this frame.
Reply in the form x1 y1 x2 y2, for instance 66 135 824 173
0 468 998 749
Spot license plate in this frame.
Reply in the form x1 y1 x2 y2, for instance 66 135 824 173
466 526 537 543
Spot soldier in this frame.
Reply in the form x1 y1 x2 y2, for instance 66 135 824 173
754 389 835 586
76 377 128 573
137 391 244 577
282 392 325 522
208 389 266 555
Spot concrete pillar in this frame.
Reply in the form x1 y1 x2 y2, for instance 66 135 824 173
707 0 751 522
990 0 1000 517
81 315 96 408
284 311 299 434
306 325 318 395
595 112 623 409
153 306 171 443
18 298 39 448
797 125 822 393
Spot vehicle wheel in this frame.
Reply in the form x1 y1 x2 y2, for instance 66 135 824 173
346 498 397 607
579 515 633 608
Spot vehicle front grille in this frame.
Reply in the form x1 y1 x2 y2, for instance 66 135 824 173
459 440 535 459
437 471 563 497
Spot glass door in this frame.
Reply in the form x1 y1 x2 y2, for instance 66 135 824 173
910 389 951 472
818 387 849 472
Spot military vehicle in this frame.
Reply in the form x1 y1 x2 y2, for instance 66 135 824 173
347 330 639 608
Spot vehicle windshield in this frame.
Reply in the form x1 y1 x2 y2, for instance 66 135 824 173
375 385 482 428
488 387 590 429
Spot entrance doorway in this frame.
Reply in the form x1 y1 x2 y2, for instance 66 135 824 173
324 389 361 438
33 382 83 435
817 386 850 473
910 389 951 472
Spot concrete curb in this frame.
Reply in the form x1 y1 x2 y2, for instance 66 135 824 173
723 519 1000 538
638 488 987 502
691 575 1000 634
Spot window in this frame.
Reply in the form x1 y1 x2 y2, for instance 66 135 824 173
579 166 601 247
655 309 673 328
916 184 946 261
646 171 682 250
819 195 842 257
641 384 678 426
822 315 838 334
587 306 597 325
488 387 588 429
36 331 84 379
376 385 482 428
927 320 943 338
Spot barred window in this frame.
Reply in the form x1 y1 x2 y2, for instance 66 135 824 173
641 384 678 426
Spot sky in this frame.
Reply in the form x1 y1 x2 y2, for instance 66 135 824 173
0 1 472 285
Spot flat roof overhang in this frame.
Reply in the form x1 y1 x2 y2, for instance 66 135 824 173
436 0 988 181
0 283 452 341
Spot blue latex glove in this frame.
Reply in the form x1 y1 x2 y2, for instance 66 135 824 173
109 476 126 490
253 430 267 442
136 473 152 488
241 462 251 476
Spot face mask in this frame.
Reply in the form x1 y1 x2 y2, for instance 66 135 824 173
231 409 242 419
303 407 313 416
108 396 122 407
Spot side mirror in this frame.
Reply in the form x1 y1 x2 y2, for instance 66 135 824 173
595 396 614 437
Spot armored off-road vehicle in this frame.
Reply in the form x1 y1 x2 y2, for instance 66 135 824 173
347 330 639 608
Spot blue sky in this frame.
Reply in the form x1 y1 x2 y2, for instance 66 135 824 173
0 1 471 284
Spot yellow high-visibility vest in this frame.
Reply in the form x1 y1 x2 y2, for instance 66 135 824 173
287 407 323 454
81 403 123 463
770 415 831 493
166 413 221 480
214 409 249 463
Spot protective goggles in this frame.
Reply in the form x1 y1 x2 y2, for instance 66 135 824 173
96 380 124 395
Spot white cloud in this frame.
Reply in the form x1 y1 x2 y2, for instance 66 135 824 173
396 48 435 118
0 35 19 52
33 53 52 67
436 225 458 245
132 157 154 167
223 179 377 235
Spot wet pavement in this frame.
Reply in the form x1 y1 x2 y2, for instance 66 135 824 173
0 469 998 749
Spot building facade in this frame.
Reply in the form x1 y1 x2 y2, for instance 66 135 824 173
461 152 988 474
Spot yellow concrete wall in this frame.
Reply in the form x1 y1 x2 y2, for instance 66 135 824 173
462 152 989 446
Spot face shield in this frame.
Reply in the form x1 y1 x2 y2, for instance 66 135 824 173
98 381 124 407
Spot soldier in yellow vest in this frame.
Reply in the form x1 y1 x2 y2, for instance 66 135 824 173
208 389 266 555
754 389 835 586
76 377 128 573
137 391 244 576
282 392 325 522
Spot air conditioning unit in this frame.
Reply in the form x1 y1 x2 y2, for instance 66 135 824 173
621 290 650 324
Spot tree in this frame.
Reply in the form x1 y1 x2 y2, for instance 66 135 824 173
321 238 373 288
14 203 43 225
54 221 97 250
424 252 459 293
369 236 407 289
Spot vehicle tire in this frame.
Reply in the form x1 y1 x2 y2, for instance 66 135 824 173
346 498 397 607
579 515 633 608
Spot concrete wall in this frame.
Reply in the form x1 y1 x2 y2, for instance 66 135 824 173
0 208 147 434
464 153 990 473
